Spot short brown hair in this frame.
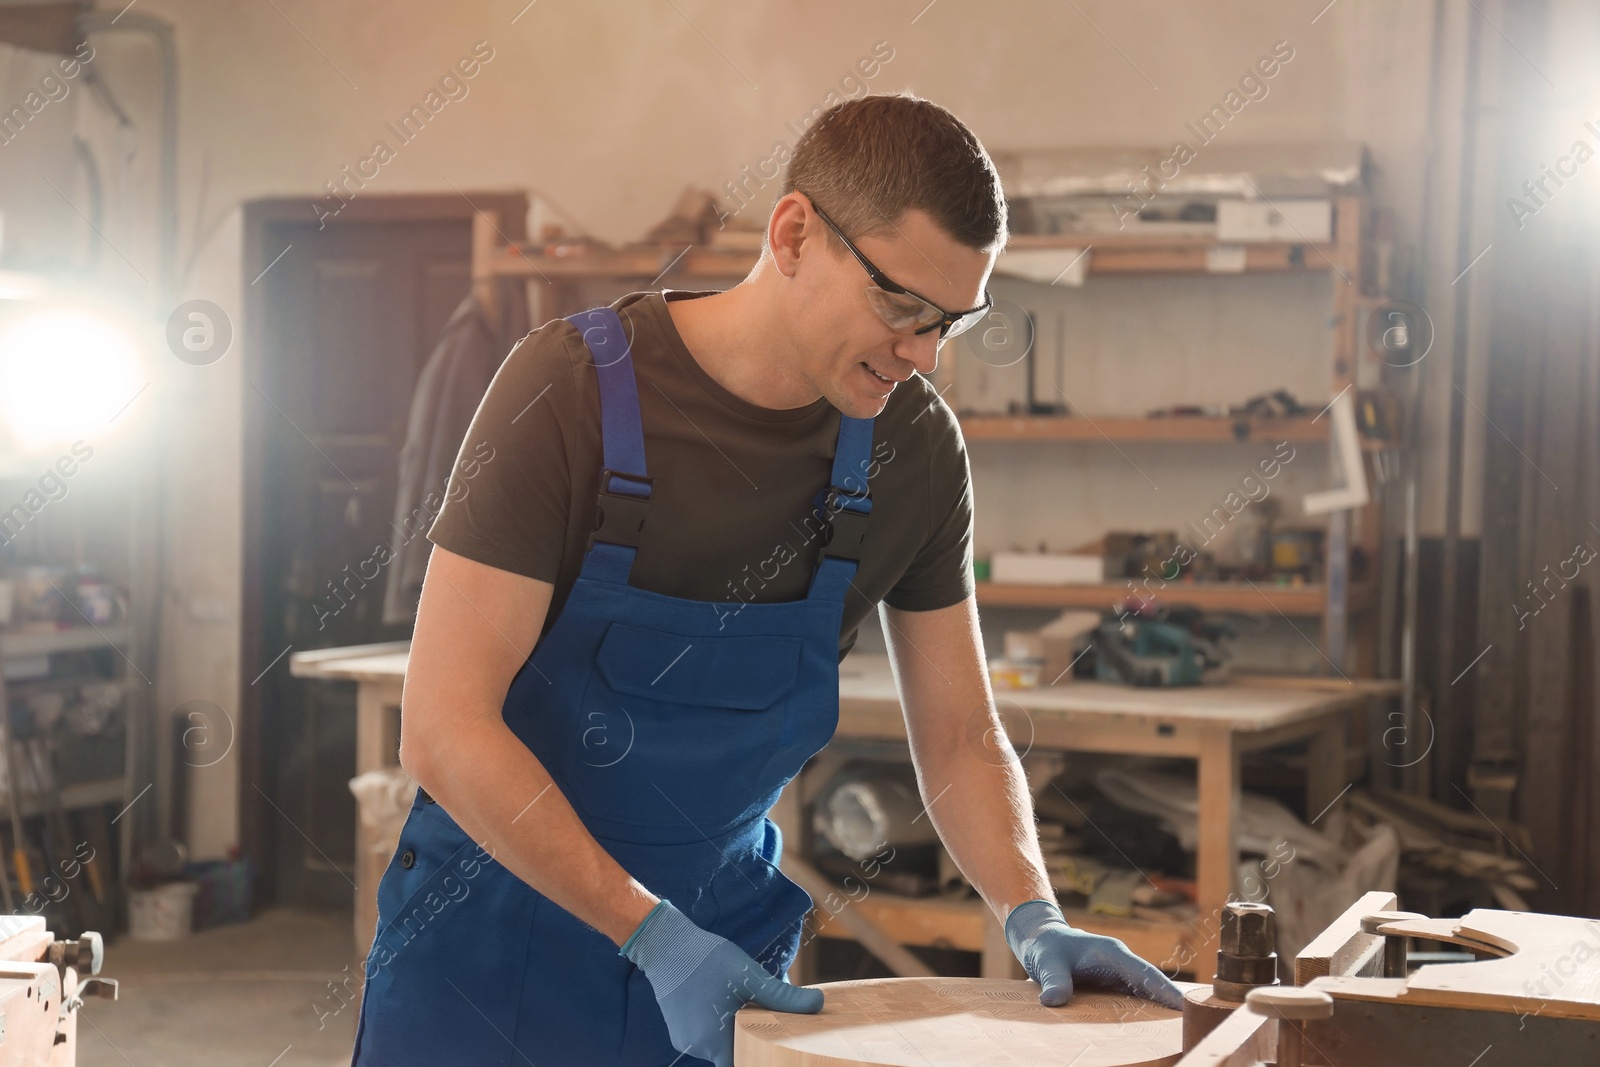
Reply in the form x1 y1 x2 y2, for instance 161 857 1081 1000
780 93 1007 254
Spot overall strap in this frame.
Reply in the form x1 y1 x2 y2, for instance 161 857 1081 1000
568 307 649 585
808 414 877 602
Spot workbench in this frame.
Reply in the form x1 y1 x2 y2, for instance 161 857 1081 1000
782 654 1368 984
290 642 1371 982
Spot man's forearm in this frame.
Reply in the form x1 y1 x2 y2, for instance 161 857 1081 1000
403 705 658 946
911 729 1055 924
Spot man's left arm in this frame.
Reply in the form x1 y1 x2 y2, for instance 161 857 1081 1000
881 595 1184 1010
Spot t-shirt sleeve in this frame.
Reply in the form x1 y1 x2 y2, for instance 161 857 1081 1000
425 321 583 583
883 393 974 612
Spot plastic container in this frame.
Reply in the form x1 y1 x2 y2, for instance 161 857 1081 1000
988 657 1042 690
187 857 256 930
128 880 199 940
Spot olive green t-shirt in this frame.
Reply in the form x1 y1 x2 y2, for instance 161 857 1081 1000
426 289 973 659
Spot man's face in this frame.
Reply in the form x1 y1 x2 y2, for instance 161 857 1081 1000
790 204 995 420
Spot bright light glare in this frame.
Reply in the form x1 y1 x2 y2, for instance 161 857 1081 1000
0 307 144 451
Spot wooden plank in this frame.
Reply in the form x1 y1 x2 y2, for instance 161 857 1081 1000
1395 909 1600 1019
1370 916 1509 957
735 977 1190 1067
1306 716 1347 826
1170 998 1274 1067
1294 889 1397 984
808 892 987 952
783 856 934 979
805 894 1197 975
958 415 1337 445
1231 674 1402 696
974 580 1331 616
1194 730 1239 985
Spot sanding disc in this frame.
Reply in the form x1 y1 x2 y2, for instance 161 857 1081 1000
735 977 1192 1067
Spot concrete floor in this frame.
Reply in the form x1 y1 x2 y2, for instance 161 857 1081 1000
78 909 359 1067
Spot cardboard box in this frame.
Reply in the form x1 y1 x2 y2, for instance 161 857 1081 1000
991 552 1104 585
1216 198 1333 243
1004 610 1102 686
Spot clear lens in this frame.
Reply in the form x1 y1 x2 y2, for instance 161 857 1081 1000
943 308 988 340
863 287 944 333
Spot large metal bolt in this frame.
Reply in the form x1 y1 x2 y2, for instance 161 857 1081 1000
1246 985 1334 1067
1213 901 1279 1001
1220 901 1275 956
1360 910 1425 978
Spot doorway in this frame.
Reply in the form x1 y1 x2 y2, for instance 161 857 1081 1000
239 193 526 908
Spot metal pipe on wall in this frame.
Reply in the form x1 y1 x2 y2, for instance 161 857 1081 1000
1431 0 1486 803
74 7 180 875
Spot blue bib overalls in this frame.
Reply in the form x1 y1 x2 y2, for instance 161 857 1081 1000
350 306 877 1065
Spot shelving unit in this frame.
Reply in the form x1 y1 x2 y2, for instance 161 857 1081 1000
955 194 1387 676
0 624 137 923
976 580 1375 617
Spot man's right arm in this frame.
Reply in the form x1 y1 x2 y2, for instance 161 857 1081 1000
397 544 659 946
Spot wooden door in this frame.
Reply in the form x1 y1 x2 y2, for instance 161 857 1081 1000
248 215 471 908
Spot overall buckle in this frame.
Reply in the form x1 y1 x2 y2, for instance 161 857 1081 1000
817 485 871 562
592 468 652 549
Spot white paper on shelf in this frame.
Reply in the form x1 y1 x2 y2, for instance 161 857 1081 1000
993 248 1091 287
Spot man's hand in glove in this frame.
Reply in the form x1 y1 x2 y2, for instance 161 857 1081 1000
621 899 824 1067
1005 898 1185 1010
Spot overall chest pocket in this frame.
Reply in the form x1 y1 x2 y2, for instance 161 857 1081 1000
565 621 805 841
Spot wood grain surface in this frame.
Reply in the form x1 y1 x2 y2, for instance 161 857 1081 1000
735 977 1196 1067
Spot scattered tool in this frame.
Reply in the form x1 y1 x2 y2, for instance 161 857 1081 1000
1094 616 1229 687
25 737 100 936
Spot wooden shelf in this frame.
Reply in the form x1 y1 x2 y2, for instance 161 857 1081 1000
975 580 1374 616
957 413 1383 447
0 776 126 819
482 230 1340 283
1004 232 1337 274
481 244 755 280
0 625 131 663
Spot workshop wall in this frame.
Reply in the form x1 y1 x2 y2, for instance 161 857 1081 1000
1 0 1463 859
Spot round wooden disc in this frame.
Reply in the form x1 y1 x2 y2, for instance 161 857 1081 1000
735 977 1192 1067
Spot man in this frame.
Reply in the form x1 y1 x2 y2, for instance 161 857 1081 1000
351 93 1181 1067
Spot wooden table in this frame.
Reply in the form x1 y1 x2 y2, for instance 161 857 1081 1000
289 642 1368 981
788 655 1370 983
288 641 410 958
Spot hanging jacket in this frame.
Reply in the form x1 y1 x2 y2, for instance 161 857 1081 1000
381 276 531 626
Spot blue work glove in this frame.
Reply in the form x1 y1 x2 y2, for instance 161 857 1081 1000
1005 898 1185 1010
620 899 823 1067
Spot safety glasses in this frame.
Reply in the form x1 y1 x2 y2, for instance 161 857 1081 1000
803 195 992 340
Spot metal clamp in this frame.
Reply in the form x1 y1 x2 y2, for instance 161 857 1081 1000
1246 985 1333 1067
